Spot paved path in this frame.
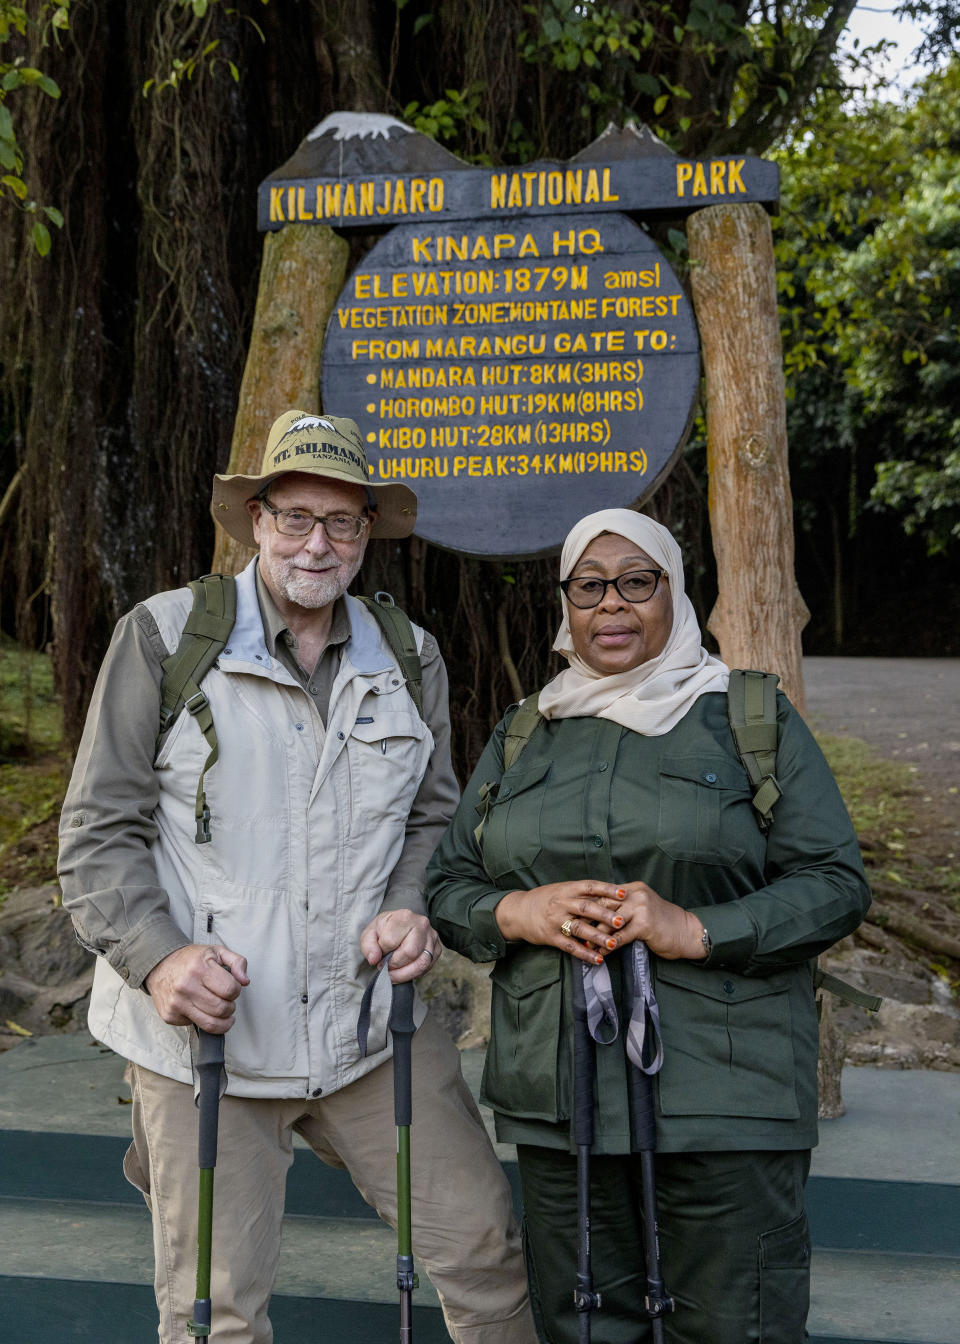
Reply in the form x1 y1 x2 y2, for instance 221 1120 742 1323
803 656 960 793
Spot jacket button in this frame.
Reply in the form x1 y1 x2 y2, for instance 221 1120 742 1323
704 772 718 783
723 980 735 995
311 1087 323 1098
598 761 608 772
119 967 130 980
295 723 304 732
337 731 345 740
592 835 604 848
301 994 308 1004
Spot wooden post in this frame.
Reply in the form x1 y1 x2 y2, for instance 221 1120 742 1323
687 202 809 713
211 223 350 575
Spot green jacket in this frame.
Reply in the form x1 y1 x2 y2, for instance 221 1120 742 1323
425 692 871 1154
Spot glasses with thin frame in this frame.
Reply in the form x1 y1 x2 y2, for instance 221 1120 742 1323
259 496 370 542
560 569 668 609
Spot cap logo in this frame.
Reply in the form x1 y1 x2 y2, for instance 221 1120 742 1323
278 415 338 444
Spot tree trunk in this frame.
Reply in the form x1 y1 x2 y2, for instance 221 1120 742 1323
211 223 350 575
687 203 809 713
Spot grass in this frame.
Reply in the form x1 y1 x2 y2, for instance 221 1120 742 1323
816 732 917 836
0 638 67 899
818 730 959 905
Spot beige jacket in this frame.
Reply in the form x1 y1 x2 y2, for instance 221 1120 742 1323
60 560 457 1098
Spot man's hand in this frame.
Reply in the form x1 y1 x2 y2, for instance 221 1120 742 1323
144 944 250 1033
360 910 441 983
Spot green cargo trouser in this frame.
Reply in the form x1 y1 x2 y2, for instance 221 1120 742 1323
517 1146 811 1344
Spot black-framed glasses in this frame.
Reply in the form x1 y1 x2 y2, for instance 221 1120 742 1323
259 496 370 542
560 569 668 609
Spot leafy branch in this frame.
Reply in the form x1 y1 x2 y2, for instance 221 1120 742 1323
0 0 68 254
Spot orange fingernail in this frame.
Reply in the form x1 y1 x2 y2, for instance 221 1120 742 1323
605 938 617 951
615 888 626 899
594 954 604 964
613 916 624 928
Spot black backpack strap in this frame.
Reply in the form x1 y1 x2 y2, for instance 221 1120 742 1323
159 574 237 844
357 592 424 721
727 668 782 833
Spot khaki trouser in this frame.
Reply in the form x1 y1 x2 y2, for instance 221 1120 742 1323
124 1014 537 1344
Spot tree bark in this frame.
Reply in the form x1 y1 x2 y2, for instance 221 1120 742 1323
687 203 809 713
211 223 350 575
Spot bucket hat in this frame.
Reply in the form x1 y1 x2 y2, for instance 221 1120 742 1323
211 410 416 547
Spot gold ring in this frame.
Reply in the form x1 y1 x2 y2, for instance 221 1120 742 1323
561 919 575 938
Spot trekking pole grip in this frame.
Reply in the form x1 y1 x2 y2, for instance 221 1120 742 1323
389 980 416 1128
571 966 595 1148
195 1028 225 1170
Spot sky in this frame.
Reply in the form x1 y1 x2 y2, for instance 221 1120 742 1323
841 2 932 91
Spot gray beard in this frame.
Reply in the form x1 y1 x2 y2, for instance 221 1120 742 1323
275 558 361 609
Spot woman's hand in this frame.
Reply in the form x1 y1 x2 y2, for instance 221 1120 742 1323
596 881 707 961
494 880 627 966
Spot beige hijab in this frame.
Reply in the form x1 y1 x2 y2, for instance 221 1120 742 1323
537 509 729 736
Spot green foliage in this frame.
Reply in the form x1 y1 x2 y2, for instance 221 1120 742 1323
142 0 267 96
0 0 67 253
514 0 734 146
775 58 960 558
872 449 960 555
401 84 491 160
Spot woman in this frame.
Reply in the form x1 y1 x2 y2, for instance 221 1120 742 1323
425 509 870 1344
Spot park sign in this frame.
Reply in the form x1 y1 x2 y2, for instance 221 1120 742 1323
261 115 779 556
258 114 779 232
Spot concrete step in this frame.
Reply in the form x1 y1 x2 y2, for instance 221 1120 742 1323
2 1037 959 1343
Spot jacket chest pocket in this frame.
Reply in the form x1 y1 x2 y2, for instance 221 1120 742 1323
346 704 432 828
657 754 753 867
481 759 551 882
654 960 799 1120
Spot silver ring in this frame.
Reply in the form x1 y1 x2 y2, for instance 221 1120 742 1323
423 948 434 962
561 919 575 938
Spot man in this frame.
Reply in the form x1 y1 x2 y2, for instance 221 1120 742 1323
59 410 537 1343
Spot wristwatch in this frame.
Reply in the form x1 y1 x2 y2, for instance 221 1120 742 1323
700 926 712 956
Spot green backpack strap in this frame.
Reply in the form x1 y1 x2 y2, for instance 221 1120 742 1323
503 690 544 771
727 668 783 834
159 573 237 844
813 965 882 1013
474 691 545 846
357 592 424 721
726 669 881 1013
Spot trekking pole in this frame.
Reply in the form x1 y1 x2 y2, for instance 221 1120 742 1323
624 953 673 1343
188 1028 225 1339
389 979 419 1344
571 961 600 1342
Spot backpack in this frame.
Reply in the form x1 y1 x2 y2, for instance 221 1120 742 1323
157 574 424 845
497 669 880 1013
